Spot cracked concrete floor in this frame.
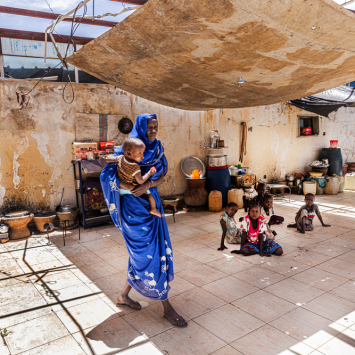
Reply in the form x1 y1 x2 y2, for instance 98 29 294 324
1 191 355 355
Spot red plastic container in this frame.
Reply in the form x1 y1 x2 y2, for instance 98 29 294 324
99 141 114 149
330 140 338 148
302 127 312 135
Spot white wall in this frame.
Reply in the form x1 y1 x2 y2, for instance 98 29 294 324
0 80 353 213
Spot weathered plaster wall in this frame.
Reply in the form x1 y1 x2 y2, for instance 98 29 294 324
0 81 354 213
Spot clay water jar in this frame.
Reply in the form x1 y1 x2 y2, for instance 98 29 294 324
2 213 34 240
184 178 208 207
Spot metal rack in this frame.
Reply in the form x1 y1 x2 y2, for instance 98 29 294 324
46 219 80 246
266 183 291 201
72 161 112 229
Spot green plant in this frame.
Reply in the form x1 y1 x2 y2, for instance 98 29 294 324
1 328 9 337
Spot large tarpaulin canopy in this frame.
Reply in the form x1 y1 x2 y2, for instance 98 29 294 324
289 85 355 117
67 0 355 111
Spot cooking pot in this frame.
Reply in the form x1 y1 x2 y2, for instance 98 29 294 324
0 224 9 234
207 155 227 167
59 205 77 212
295 178 302 187
229 165 237 176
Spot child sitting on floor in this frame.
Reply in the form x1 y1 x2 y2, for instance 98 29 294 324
254 184 284 225
231 202 283 257
218 202 241 251
261 195 277 240
287 193 330 233
253 182 267 206
116 137 161 217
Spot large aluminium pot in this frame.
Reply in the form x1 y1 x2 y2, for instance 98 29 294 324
59 205 78 212
206 155 227 167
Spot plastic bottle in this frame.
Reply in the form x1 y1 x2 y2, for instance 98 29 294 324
334 174 345 193
227 189 244 209
324 177 339 195
209 191 222 212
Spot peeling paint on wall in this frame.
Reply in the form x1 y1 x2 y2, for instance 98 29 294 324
31 131 65 185
0 158 5 206
13 137 29 189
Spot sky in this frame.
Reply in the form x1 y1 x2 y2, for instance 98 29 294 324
2 0 355 40
0 0 140 39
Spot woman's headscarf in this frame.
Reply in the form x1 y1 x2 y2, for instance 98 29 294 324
115 113 168 178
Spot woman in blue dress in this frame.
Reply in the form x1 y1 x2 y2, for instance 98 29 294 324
101 113 187 327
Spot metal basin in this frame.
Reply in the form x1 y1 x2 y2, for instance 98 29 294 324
206 155 227 167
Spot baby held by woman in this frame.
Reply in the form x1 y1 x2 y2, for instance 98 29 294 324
116 137 161 217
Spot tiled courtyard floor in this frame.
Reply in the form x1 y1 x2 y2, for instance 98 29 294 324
1 191 355 354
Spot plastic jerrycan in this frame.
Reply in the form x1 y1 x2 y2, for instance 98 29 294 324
209 191 222 212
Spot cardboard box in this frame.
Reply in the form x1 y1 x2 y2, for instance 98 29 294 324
72 142 98 160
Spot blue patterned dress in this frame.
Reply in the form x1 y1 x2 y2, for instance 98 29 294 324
100 114 173 300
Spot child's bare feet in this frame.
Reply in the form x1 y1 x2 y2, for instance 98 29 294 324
150 208 162 217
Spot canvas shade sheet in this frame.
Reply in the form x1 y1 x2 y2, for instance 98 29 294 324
68 0 355 111
75 113 125 144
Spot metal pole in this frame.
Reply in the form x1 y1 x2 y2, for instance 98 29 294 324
74 43 79 83
0 38 4 78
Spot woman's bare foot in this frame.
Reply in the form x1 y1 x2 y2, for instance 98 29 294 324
150 208 162 217
116 294 142 310
163 300 187 327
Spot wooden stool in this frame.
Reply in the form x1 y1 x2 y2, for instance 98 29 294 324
161 198 179 222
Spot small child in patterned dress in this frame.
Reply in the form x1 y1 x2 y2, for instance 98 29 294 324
218 202 242 251
231 202 283 257
116 137 161 217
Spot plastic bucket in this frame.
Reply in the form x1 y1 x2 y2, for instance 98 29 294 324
330 140 338 148
303 181 317 196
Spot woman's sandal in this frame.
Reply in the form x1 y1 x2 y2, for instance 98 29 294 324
164 316 188 328
116 301 142 310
